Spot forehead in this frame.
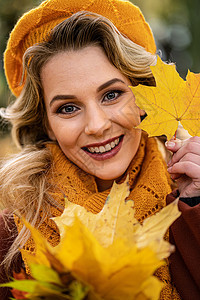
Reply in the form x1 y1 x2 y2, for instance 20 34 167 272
41 46 130 95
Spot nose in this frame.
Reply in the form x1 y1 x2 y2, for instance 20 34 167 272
84 104 111 136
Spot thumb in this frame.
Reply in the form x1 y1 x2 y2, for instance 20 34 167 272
165 138 183 153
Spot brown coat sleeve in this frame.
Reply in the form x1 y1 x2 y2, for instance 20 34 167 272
0 210 22 300
166 191 200 299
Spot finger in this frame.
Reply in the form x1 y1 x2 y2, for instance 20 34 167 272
165 136 200 152
168 142 200 167
168 153 200 172
169 171 184 180
167 161 200 179
176 176 200 198
179 182 200 197
165 138 185 153
179 153 200 166
166 137 200 167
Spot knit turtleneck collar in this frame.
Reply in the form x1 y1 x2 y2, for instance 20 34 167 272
15 131 172 248
46 132 148 214
14 133 178 299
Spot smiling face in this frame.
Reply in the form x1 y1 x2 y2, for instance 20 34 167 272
41 46 144 190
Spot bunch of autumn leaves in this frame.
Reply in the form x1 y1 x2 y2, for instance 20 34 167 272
2 57 200 299
3 177 180 300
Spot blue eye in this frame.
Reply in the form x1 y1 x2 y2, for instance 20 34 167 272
103 90 122 102
57 104 79 114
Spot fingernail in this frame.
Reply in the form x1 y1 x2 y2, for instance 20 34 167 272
167 166 172 172
167 159 172 166
165 141 175 148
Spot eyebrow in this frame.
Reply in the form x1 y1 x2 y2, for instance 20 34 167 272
97 78 125 92
50 78 126 106
50 95 76 106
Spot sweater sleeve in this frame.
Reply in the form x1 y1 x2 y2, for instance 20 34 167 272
0 210 22 300
166 190 200 300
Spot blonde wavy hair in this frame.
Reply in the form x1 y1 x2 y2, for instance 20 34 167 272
0 11 156 272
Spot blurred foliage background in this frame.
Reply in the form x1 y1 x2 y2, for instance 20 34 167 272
0 0 199 156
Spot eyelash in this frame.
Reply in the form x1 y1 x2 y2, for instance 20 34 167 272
57 104 79 115
102 90 123 103
56 90 124 115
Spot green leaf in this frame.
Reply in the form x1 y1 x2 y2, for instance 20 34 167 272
30 264 62 285
69 281 90 300
0 279 65 296
0 280 38 293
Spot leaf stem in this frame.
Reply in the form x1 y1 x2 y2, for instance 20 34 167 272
174 130 177 140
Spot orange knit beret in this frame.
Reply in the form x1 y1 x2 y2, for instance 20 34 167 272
4 0 156 97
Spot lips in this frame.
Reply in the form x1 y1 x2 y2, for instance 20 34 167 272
82 135 124 161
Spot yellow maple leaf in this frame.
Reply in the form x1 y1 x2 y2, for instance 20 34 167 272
131 199 181 260
54 176 180 259
19 217 164 300
5 179 181 300
130 56 200 140
53 176 136 247
21 218 52 268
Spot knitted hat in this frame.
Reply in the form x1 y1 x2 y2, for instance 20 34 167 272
4 0 156 97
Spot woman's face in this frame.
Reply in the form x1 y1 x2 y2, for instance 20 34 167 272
42 46 144 188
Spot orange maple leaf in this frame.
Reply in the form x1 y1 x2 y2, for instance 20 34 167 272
130 56 200 140
11 269 30 299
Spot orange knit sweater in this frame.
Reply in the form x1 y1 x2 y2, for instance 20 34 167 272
15 133 181 299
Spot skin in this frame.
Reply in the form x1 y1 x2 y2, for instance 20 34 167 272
41 44 200 197
166 136 200 197
41 46 144 191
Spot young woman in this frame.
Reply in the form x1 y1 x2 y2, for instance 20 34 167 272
0 0 199 299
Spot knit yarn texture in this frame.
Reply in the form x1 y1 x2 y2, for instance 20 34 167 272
4 0 156 97
15 133 180 299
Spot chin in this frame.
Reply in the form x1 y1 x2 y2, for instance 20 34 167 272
94 168 126 181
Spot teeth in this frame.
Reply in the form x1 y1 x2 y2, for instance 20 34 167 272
111 141 115 148
105 144 111 151
87 137 121 154
99 146 106 153
115 138 119 145
94 147 100 153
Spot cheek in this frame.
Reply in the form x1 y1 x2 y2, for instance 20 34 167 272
57 132 78 149
113 102 141 129
48 119 82 148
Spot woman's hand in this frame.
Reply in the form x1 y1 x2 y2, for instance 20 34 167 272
165 136 200 197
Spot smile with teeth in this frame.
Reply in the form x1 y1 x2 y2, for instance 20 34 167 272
84 136 122 154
